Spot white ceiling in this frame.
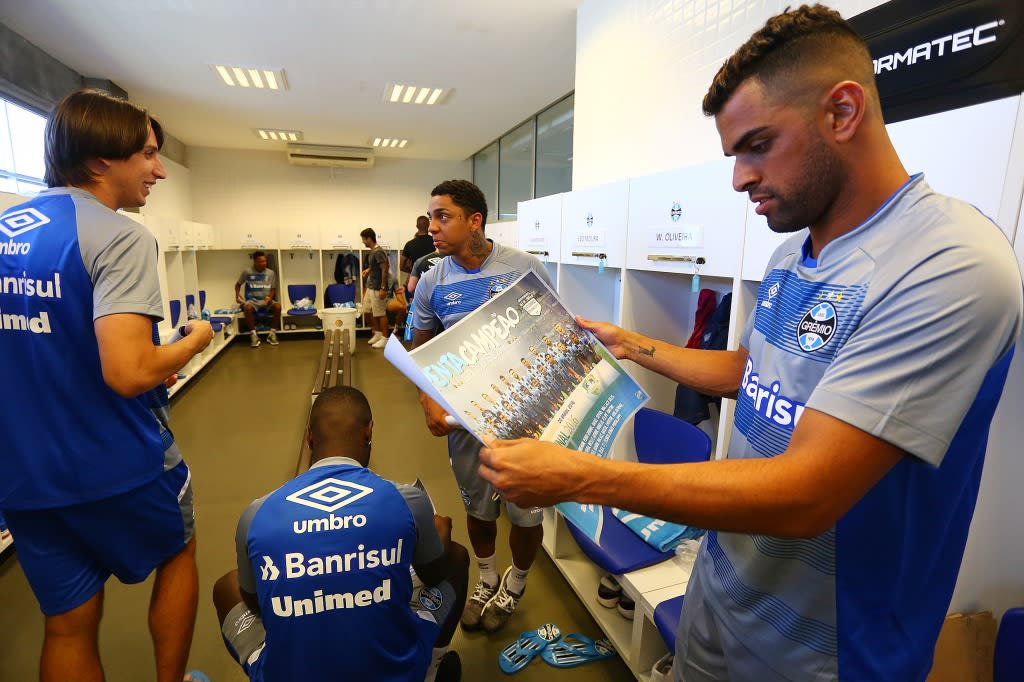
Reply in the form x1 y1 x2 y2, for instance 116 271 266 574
2 0 579 161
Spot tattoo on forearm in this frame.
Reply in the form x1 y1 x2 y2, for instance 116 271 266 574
638 343 655 357
469 232 488 257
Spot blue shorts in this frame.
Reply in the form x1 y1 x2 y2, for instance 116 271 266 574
4 461 195 616
221 572 451 681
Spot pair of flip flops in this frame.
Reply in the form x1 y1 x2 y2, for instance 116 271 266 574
499 623 616 674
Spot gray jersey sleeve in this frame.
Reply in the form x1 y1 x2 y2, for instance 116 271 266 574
396 483 443 565
412 262 442 331
235 495 271 594
808 203 1022 465
75 200 163 321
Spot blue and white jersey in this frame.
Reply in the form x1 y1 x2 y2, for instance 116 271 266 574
0 188 179 510
412 240 552 332
238 267 276 302
690 175 1022 680
237 457 442 681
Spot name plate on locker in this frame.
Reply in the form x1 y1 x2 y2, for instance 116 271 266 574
240 233 263 248
524 219 549 251
289 234 312 249
328 240 352 249
647 224 703 249
572 230 608 250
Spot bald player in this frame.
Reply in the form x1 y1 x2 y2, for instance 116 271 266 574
214 387 469 681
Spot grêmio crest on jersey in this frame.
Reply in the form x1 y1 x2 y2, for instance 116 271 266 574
755 271 866 362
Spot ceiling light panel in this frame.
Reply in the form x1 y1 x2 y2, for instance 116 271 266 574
211 65 289 91
383 83 451 105
254 128 303 142
369 137 411 148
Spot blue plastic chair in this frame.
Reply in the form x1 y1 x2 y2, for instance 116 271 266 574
168 300 182 328
324 282 356 307
563 408 713 574
287 284 317 316
995 607 1024 682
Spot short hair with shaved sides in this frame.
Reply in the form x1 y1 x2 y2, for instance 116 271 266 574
309 386 372 444
703 4 877 116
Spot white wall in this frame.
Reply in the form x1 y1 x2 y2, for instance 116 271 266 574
574 0 1024 620
187 148 469 248
573 0 887 189
141 155 192 221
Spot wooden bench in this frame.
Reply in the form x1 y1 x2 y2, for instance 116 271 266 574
296 328 352 474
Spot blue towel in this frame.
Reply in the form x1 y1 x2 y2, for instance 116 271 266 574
557 502 604 543
610 508 704 552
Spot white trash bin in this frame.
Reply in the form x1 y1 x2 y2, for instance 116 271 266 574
319 307 358 352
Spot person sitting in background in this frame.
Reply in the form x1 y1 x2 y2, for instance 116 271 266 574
235 251 281 348
214 386 469 682
386 273 409 338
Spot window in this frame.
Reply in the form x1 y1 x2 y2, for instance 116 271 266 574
498 120 534 221
473 141 498 219
535 94 573 198
471 93 573 221
0 97 47 196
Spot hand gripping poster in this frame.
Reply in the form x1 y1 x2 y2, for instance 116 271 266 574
383 270 649 457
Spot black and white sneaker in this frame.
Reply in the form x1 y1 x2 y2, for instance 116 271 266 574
617 594 636 620
597 574 621 608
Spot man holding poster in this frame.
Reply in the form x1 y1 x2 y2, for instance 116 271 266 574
410 179 553 635
476 5 1023 682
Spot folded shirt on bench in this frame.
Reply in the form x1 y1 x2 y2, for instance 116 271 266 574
611 508 704 552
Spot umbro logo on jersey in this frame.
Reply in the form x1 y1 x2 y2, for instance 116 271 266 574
443 292 462 301
236 611 257 634
260 556 280 581
797 302 837 352
761 282 780 309
0 208 50 239
286 478 373 513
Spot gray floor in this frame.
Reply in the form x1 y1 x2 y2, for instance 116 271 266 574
0 334 635 681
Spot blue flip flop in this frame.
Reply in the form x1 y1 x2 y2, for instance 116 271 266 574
498 623 562 674
540 633 616 668
184 672 210 682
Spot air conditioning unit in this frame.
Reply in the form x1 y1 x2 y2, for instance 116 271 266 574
286 144 375 169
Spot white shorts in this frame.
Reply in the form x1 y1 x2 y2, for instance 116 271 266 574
363 288 387 317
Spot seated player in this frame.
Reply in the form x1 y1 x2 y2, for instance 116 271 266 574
235 251 282 347
213 386 469 681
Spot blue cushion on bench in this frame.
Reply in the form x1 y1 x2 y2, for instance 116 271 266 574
653 595 684 650
564 508 673 575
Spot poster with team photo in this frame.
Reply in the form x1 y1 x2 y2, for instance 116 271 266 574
383 270 649 457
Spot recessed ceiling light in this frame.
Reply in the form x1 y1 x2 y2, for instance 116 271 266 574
212 65 289 91
383 83 451 105
254 128 303 142
369 137 411 149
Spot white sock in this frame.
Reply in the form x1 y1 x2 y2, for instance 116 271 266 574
476 553 499 587
505 564 530 595
423 646 448 682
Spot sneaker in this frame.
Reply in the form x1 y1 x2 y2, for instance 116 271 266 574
266 330 279 345
480 567 524 634
460 578 497 631
370 336 387 348
367 332 383 345
435 650 462 682
597 574 621 608
249 331 260 348
617 594 635 620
